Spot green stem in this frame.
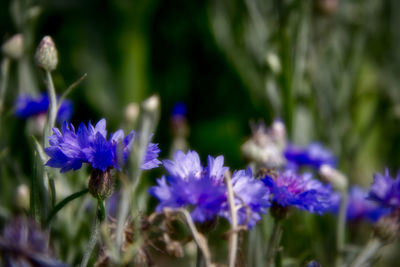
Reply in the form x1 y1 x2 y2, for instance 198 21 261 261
336 190 348 267
349 238 382 267
45 188 89 227
49 177 56 208
0 58 10 116
44 70 57 145
80 205 101 267
266 219 283 267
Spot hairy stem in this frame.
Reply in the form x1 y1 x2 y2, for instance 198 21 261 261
44 70 57 144
266 219 283 266
80 203 101 267
336 190 348 267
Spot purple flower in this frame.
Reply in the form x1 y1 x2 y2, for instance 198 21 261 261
368 169 400 210
0 217 68 267
220 168 271 228
262 170 332 214
15 93 73 123
331 186 390 222
150 150 271 227
149 150 227 222
284 143 336 170
45 119 161 173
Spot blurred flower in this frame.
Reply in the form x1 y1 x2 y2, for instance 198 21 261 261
15 93 73 123
368 169 400 210
0 217 68 267
284 143 336 170
262 170 332 214
331 186 390 222
45 119 161 173
150 150 270 227
241 120 286 168
2 34 24 59
149 151 227 222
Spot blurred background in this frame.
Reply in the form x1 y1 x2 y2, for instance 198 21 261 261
1 0 400 265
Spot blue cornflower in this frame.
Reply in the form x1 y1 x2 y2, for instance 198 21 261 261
284 143 336 170
368 169 400 210
149 150 227 222
331 186 390 222
262 170 332 214
0 217 69 267
149 150 271 227
45 119 161 173
15 93 73 123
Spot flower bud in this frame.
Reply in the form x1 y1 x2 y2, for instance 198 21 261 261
16 184 30 210
2 34 24 59
319 164 348 192
142 94 160 114
88 169 113 199
374 212 400 242
124 102 140 124
34 36 58 71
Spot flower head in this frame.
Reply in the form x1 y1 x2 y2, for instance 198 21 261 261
262 170 332 214
15 93 73 123
368 169 400 210
45 119 161 173
0 217 68 267
331 186 390 222
149 150 227 222
150 150 270 227
284 143 336 170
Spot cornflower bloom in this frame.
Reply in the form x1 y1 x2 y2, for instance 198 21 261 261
45 119 160 173
15 93 73 123
0 217 68 267
149 150 270 227
368 169 400 210
45 119 161 198
284 143 336 170
262 170 332 214
331 186 390 222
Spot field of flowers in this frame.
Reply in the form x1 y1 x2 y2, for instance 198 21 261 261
1 0 400 266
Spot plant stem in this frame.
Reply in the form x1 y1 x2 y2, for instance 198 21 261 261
80 203 101 267
225 173 238 267
0 58 10 116
44 70 57 145
266 219 283 267
176 208 212 267
336 190 348 267
349 238 382 267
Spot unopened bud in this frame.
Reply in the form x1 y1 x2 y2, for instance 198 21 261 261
2 34 24 59
88 169 113 199
142 95 160 113
124 102 140 124
35 36 58 71
319 164 348 192
374 213 400 242
266 52 281 75
16 184 30 210
315 0 338 15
